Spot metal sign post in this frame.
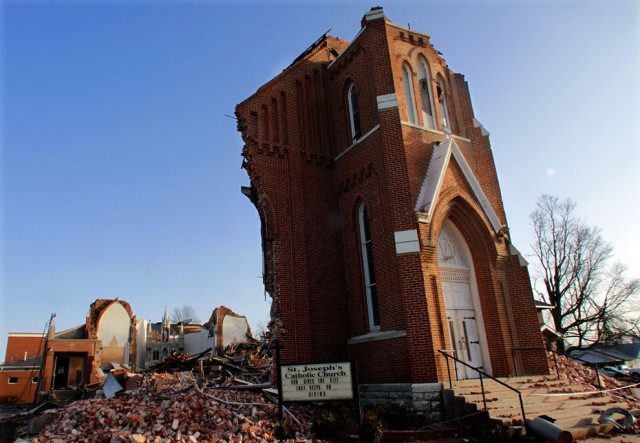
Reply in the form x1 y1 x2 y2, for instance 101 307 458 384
271 339 285 426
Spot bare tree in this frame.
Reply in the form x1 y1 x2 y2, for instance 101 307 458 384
530 194 640 352
252 321 268 340
171 304 201 324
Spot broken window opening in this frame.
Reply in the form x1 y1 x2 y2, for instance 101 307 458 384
347 82 361 142
418 57 436 129
402 64 418 124
436 79 450 130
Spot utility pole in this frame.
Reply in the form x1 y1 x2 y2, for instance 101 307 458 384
34 313 55 405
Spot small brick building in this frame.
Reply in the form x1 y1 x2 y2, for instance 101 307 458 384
236 8 547 407
0 299 136 404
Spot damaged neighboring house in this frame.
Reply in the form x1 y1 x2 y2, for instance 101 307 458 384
0 333 44 405
0 299 136 404
1 301 246 403
535 300 562 351
236 7 548 411
571 341 640 370
204 306 254 354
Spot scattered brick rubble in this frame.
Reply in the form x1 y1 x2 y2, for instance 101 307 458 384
10 348 640 441
32 371 315 442
547 352 640 435
549 352 640 406
5 342 319 442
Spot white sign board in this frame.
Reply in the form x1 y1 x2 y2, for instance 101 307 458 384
281 362 353 401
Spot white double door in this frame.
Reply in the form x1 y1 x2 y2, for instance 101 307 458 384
442 277 485 379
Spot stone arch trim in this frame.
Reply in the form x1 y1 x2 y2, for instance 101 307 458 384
427 193 499 265
425 195 513 375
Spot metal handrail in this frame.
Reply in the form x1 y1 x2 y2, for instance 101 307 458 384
512 347 603 391
438 350 527 424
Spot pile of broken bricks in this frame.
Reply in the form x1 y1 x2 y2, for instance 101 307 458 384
548 352 640 408
30 372 316 442
6 342 313 442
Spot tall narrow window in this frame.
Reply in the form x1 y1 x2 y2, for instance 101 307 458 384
347 83 361 141
402 64 418 124
418 58 436 129
437 79 451 129
358 203 380 330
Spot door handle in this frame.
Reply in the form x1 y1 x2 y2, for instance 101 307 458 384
470 341 479 345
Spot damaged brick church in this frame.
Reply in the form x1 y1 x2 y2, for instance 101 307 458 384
236 7 548 406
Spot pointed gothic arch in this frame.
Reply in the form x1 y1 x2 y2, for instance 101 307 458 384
402 63 418 124
437 220 492 378
417 55 436 129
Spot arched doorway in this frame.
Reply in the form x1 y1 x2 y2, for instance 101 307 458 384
437 221 489 379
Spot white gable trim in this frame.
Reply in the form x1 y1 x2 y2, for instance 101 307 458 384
450 140 503 233
415 136 504 233
414 137 452 220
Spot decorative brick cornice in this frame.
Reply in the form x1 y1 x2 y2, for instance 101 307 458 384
328 42 363 81
337 163 377 195
300 151 332 168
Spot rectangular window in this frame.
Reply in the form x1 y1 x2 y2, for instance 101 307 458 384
8 377 18 384
32 377 39 384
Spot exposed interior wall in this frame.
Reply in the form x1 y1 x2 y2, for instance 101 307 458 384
97 302 131 366
221 316 250 349
184 329 213 355
136 319 148 370
205 306 253 354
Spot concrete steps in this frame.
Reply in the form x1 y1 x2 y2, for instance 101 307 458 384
448 376 633 440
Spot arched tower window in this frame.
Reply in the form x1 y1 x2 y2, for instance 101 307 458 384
418 58 436 129
402 64 418 124
347 82 362 142
436 78 451 130
358 202 380 330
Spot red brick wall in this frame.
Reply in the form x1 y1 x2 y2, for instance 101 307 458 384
40 339 101 393
237 36 352 365
348 336 411 383
236 8 547 383
0 369 39 404
4 335 44 363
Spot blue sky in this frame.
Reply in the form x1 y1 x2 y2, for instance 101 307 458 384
1 1 639 360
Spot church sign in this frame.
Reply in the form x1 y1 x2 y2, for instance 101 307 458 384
280 362 353 401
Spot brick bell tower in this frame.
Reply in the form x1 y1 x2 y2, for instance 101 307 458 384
236 7 548 411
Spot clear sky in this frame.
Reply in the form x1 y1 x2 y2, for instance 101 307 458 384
1 0 639 361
